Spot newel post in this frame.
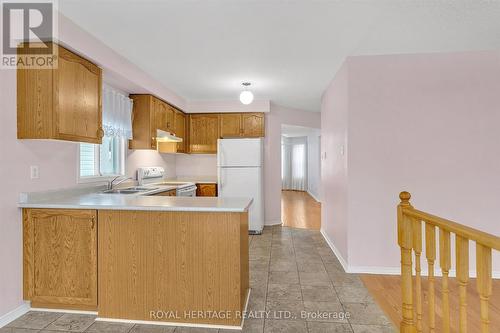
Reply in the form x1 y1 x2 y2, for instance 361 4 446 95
398 191 417 333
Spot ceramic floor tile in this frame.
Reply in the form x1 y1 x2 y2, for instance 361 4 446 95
128 324 175 333
44 314 96 332
85 321 134 333
301 285 338 302
306 322 353 333
268 270 299 284
6 312 64 330
299 271 332 287
0 328 40 333
267 283 302 301
173 327 219 333
336 286 374 304
350 324 396 333
220 319 263 333
343 303 392 326
265 299 305 320
263 320 307 333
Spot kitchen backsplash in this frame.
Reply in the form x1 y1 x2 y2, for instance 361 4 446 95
175 154 217 177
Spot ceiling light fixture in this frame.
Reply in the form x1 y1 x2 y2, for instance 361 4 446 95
239 82 254 105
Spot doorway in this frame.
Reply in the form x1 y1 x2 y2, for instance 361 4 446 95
280 124 321 230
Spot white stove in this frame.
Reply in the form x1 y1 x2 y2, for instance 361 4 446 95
137 167 197 197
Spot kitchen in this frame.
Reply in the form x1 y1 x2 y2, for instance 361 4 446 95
12 39 267 330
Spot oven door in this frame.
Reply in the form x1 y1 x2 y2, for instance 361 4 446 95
176 185 197 197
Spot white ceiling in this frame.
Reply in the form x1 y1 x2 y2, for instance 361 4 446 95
59 0 500 112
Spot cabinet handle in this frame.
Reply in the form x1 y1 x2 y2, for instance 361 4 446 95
91 216 95 229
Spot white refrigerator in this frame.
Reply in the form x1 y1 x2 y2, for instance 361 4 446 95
218 138 264 234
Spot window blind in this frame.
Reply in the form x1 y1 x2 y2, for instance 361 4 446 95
80 143 97 177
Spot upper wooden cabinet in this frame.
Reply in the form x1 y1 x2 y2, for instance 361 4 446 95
219 113 265 138
17 43 103 143
155 101 174 133
129 95 157 150
129 95 186 150
220 114 242 138
242 113 265 137
174 109 187 153
188 114 220 154
23 209 98 310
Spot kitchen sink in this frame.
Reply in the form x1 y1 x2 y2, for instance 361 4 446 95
102 187 159 194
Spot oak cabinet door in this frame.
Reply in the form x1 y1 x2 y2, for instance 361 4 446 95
166 105 175 132
54 46 102 143
220 114 242 138
196 183 218 197
23 209 98 309
241 113 265 137
174 110 186 152
17 43 103 144
155 98 168 132
189 114 220 154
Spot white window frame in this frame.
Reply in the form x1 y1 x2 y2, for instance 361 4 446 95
77 138 126 184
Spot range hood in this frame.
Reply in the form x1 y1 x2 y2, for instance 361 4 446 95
156 129 182 143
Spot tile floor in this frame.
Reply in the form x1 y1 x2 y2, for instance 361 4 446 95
1 226 395 333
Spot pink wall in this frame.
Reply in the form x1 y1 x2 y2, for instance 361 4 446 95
321 51 500 274
264 104 321 224
320 62 349 262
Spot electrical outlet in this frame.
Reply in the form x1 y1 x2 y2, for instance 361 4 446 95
30 165 39 179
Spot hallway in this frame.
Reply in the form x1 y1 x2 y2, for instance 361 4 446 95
281 191 321 230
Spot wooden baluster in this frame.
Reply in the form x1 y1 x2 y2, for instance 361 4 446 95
456 235 469 333
439 228 451 333
412 218 423 333
425 224 436 333
398 192 416 333
476 244 492 333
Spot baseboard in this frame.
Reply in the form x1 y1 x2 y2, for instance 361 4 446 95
0 302 30 328
307 190 321 203
319 229 500 279
265 220 282 226
320 228 349 272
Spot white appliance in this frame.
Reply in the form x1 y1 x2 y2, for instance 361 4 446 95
136 167 197 197
217 138 264 234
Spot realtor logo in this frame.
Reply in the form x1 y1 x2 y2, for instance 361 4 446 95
1 0 58 69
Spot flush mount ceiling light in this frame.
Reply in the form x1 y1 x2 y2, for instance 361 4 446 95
239 82 254 105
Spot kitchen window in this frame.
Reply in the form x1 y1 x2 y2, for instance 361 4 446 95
78 84 133 182
79 137 126 179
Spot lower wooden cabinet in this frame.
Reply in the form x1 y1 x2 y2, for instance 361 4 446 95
196 183 218 197
23 209 98 310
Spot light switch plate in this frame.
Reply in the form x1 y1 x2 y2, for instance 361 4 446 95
30 165 39 179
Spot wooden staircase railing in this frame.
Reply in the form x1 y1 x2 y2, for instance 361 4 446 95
398 191 500 333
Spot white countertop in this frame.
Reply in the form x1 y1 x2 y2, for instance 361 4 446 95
18 184 252 213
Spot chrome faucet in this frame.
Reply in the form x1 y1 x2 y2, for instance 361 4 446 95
107 176 133 190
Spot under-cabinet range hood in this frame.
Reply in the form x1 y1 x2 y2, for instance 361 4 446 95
156 129 182 153
156 129 182 143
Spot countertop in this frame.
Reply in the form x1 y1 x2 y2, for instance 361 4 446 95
18 184 252 213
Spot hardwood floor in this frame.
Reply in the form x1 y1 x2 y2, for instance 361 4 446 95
361 274 500 332
281 190 321 230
